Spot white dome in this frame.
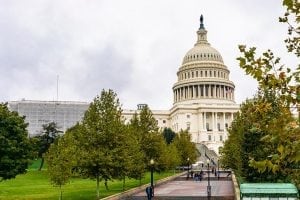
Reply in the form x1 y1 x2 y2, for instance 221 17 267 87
182 44 224 65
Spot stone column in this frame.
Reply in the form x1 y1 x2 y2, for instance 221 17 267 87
204 112 207 131
212 112 215 131
199 112 203 131
223 112 226 131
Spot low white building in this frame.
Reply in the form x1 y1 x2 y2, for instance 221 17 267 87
8 100 89 136
8 16 239 154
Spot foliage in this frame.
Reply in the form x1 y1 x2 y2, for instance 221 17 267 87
227 0 300 188
220 95 296 182
129 105 181 172
0 103 32 181
173 130 197 166
70 89 126 198
162 128 176 144
45 132 76 200
32 122 62 171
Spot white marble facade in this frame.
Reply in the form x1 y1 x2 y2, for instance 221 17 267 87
124 16 239 154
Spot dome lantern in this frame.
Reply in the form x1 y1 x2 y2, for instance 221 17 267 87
196 15 209 46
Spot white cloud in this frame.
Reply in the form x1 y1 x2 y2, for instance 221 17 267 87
0 0 295 110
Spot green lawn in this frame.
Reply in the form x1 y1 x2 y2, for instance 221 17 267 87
0 160 176 200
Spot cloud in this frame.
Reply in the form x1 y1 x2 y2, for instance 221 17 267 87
0 0 296 110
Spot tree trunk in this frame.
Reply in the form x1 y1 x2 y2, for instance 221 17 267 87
104 179 109 190
139 174 142 186
38 158 44 171
96 175 100 199
122 177 125 191
59 185 62 200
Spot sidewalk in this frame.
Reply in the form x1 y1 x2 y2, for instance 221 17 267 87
132 172 234 199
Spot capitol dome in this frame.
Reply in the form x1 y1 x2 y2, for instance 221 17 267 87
173 15 235 105
182 45 224 64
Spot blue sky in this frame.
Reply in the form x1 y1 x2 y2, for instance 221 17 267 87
0 0 297 109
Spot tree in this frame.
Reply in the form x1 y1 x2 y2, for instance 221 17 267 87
220 94 294 182
73 89 126 199
126 117 146 186
173 130 197 166
45 132 76 200
0 103 32 181
34 122 62 171
229 0 300 188
162 128 176 144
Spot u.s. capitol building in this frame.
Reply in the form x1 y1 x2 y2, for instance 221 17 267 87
8 16 239 154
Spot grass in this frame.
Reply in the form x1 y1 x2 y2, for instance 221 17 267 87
0 160 177 200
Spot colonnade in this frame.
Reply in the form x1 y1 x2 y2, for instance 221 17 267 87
174 84 234 102
199 111 234 132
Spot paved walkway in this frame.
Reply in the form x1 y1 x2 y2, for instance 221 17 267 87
132 172 234 199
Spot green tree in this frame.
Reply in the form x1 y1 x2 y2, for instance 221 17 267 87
230 0 300 187
73 89 126 199
34 122 62 171
45 132 76 200
173 130 197 166
0 103 32 181
220 94 294 182
126 117 146 186
162 128 176 144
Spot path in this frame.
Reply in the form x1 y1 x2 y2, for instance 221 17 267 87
131 171 235 200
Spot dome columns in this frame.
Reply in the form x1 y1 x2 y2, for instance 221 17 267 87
173 84 235 103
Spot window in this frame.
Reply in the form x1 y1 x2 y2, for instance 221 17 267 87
208 135 211 141
225 123 228 128
186 122 190 131
187 114 190 118
217 123 220 131
163 120 166 124
220 135 223 141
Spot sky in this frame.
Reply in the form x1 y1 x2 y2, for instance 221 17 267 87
0 0 297 110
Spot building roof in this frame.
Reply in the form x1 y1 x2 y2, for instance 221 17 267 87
182 15 224 65
240 183 299 197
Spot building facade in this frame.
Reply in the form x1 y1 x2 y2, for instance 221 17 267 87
8 100 89 136
8 16 239 154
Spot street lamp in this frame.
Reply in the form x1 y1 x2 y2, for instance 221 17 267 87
207 159 211 197
187 157 190 179
150 159 154 198
217 159 220 180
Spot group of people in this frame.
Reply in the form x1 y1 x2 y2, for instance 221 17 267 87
190 170 204 181
190 167 219 181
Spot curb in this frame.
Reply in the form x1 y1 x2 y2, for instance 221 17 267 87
102 171 187 200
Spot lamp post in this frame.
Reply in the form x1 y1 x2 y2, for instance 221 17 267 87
207 159 211 197
217 159 220 180
187 157 190 179
150 159 154 198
